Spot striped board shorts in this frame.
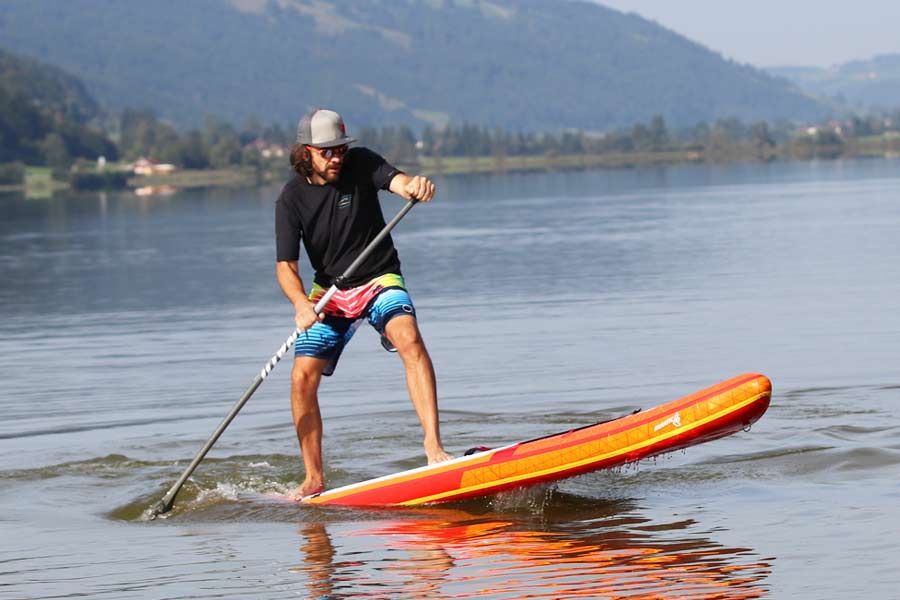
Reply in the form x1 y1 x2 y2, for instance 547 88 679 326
295 274 416 376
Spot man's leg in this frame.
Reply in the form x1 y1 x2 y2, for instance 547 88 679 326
384 314 452 464
290 355 329 499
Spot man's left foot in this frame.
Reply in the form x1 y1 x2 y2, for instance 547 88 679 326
427 448 453 464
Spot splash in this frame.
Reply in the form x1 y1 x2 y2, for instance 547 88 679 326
488 483 556 513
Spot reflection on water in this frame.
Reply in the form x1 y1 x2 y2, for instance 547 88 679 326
295 521 339 599
290 496 771 599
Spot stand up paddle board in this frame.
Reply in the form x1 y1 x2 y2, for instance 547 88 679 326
302 373 771 507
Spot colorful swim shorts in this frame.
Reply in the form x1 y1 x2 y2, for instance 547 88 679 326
294 274 416 376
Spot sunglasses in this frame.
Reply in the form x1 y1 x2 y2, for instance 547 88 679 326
310 144 349 159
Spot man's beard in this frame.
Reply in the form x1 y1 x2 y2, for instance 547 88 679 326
313 161 341 183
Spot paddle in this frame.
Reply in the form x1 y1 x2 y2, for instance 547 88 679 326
147 199 420 519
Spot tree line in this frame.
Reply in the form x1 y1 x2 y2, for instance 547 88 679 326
113 110 292 169
5 89 900 187
358 113 900 166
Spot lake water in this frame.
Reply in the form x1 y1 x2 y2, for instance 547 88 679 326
1 158 898 599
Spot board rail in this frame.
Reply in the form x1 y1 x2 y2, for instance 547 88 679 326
303 373 772 507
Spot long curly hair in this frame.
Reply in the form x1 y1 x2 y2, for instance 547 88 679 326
289 144 313 177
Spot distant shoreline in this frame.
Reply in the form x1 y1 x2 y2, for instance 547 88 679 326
128 167 263 189
2 153 698 195
3 139 899 197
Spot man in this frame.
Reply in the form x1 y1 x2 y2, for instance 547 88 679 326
275 108 451 500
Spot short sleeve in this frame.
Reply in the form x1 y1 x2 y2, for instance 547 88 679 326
275 190 302 262
350 147 402 190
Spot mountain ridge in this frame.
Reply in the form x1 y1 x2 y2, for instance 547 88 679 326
0 0 828 130
768 53 900 110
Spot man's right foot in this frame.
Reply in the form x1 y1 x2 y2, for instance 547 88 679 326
290 479 324 501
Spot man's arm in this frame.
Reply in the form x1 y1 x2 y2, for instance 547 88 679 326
276 260 322 331
388 173 436 202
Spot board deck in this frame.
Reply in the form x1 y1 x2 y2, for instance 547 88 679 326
302 373 772 507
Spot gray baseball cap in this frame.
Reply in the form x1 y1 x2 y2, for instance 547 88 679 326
296 108 356 148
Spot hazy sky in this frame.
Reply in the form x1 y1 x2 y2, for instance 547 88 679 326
597 1 900 68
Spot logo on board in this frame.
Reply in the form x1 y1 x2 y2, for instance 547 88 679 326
653 411 682 432
338 193 352 209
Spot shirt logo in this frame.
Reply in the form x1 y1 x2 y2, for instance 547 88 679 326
338 193 352 209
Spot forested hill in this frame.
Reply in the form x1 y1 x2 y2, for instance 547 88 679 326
0 0 828 131
0 49 116 164
0 49 101 124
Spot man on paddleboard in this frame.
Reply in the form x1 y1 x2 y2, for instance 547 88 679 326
275 108 452 499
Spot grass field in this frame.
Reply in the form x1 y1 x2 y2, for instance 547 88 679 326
848 133 900 157
415 150 701 176
23 167 67 198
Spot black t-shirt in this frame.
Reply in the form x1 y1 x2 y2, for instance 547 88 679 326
275 147 403 289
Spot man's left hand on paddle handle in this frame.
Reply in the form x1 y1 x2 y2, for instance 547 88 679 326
401 175 436 202
294 299 324 331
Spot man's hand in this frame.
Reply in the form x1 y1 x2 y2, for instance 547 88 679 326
402 175 436 202
294 299 324 331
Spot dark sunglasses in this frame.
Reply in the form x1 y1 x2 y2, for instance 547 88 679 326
310 145 349 159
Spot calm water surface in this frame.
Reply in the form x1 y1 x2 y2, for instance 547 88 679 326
1 159 899 598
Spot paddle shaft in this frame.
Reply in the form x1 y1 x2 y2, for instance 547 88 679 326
148 199 419 519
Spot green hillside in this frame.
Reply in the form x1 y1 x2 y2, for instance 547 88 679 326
0 49 116 165
0 0 828 131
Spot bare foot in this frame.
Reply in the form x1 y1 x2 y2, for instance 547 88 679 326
426 447 453 465
290 478 324 501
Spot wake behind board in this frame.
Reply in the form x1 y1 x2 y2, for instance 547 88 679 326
302 373 771 507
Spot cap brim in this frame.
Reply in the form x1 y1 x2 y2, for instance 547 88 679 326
308 136 356 148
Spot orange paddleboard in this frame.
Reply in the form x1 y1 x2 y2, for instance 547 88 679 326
303 373 771 507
